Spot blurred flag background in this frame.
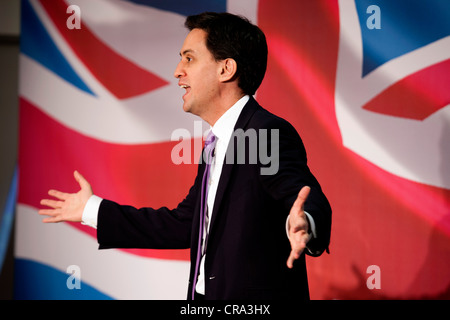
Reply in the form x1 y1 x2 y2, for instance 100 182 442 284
8 0 450 299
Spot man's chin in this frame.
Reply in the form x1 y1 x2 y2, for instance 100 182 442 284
182 100 197 115
182 102 190 113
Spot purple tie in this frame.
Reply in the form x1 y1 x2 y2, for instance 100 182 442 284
192 131 216 299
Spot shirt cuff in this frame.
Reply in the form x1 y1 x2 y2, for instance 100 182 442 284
304 211 317 239
81 195 103 229
285 211 317 240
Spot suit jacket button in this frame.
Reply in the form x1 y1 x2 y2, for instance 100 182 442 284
209 276 216 280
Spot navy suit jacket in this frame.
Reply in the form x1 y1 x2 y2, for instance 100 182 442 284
97 97 332 300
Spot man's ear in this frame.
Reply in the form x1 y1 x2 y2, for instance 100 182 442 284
219 58 238 83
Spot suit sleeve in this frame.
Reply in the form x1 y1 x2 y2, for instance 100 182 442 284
258 116 332 256
97 168 202 250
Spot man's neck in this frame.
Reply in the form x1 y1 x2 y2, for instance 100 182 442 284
205 92 246 126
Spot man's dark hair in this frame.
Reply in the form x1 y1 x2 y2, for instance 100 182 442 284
185 12 268 96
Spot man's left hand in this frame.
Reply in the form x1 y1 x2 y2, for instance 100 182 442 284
286 186 311 269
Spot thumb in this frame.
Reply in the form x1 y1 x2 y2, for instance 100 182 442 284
74 170 90 190
292 186 311 213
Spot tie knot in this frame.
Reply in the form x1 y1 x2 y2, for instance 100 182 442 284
205 131 216 148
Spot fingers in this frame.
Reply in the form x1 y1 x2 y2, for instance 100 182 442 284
41 215 63 223
47 189 69 201
40 198 64 209
38 207 62 223
286 232 310 269
38 208 60 216
287 251 298 269
40 190 68 222
287 239 305 269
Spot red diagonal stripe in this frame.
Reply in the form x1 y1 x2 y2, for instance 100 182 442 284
39 0 169 99
363 59 450 120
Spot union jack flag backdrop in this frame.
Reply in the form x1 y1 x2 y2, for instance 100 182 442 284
15 0 450 299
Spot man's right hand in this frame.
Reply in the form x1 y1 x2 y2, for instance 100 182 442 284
39 170 93 223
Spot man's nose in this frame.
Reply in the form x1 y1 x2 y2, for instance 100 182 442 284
174 61 184 79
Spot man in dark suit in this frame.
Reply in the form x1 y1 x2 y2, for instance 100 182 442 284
39 12 331 300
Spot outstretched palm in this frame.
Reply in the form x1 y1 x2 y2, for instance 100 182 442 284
39 171 93 223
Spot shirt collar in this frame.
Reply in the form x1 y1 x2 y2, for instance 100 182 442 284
210 95 249 143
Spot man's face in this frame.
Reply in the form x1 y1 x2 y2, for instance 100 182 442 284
174 28 222 119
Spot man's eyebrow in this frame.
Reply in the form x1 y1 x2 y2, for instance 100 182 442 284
179 49 194 57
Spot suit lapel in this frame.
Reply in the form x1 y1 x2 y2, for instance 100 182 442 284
208 97 260 235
